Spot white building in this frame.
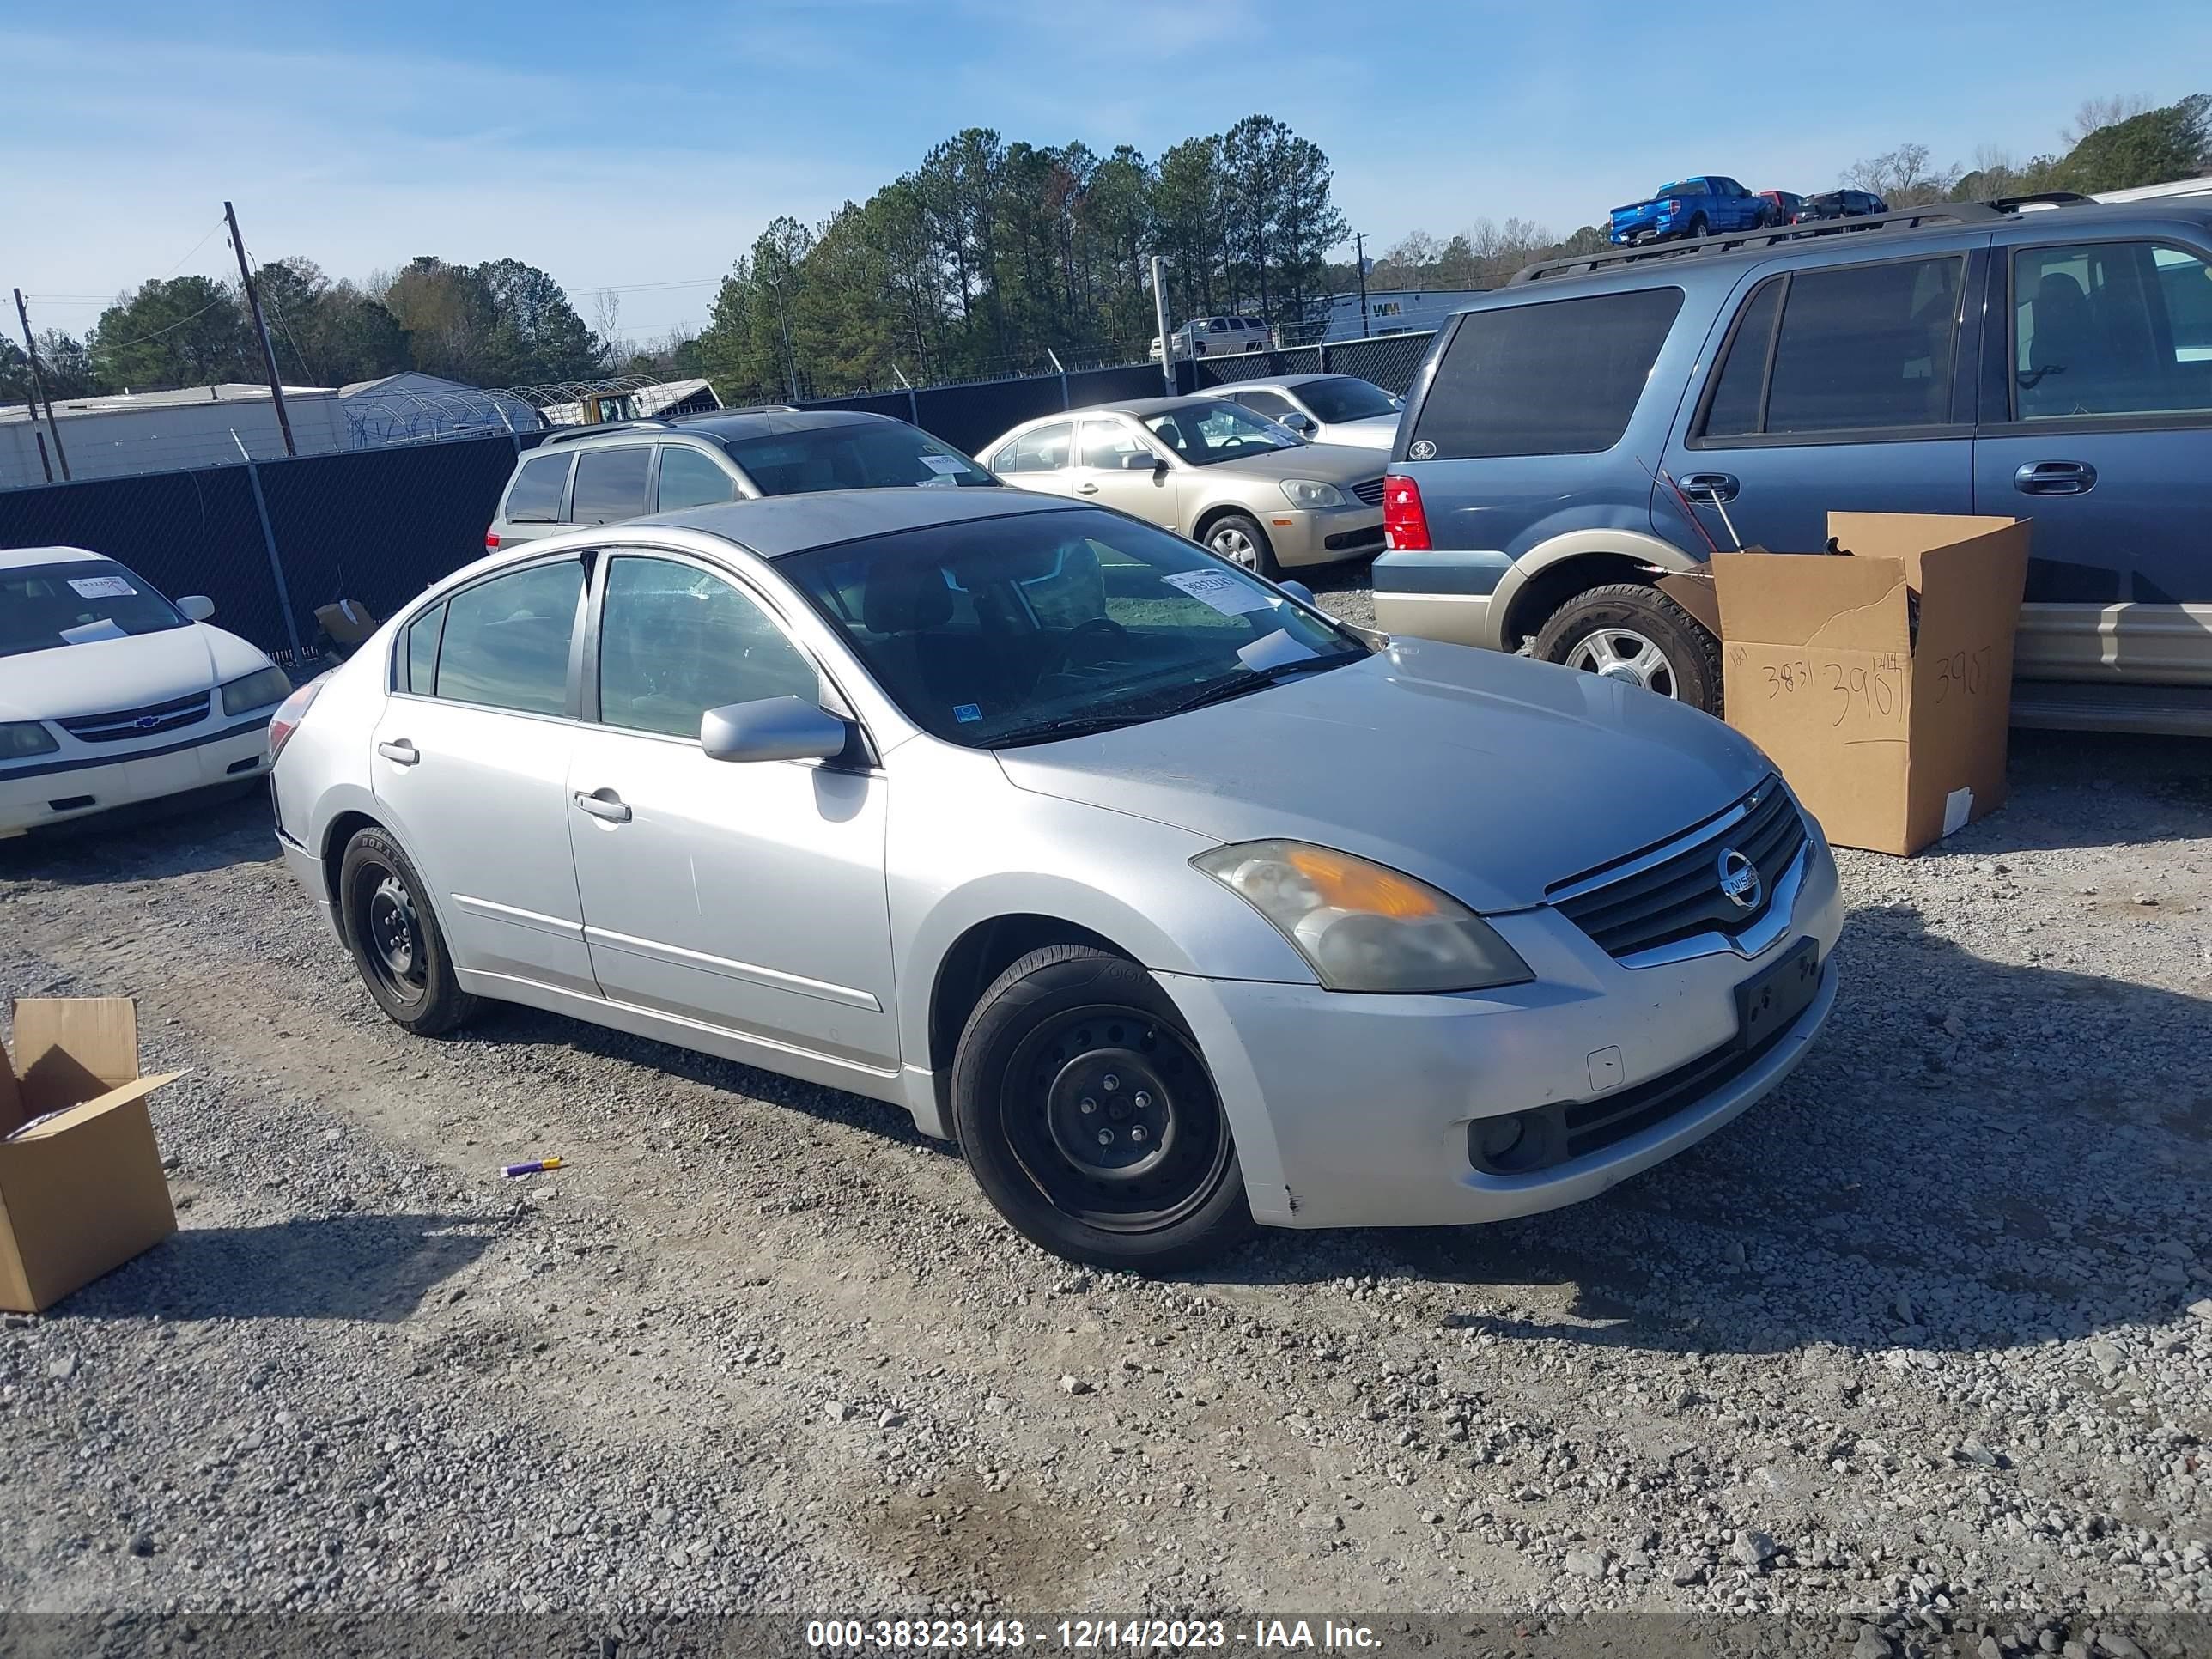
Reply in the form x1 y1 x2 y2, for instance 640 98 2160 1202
1 373 550 490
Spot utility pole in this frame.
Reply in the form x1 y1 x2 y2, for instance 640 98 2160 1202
1150 255 1175 396
226 200 298 458
12 289 70 481
1355 232 1371 339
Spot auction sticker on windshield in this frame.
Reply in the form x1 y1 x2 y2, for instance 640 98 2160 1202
68 576 137 599
1164 568 1274 617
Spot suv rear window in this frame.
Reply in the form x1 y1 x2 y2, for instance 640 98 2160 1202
1412 288 1683 459
504 453 570 524
1701 256 1963 437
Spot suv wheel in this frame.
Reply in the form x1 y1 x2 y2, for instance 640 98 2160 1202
1532 582 1723 715
951 945 1253 1271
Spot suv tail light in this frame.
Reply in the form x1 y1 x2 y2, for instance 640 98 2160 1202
485 527 502 550
1383 475 1431 551
268 677 325 763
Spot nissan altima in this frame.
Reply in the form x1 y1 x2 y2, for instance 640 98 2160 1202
270 489 1840 1270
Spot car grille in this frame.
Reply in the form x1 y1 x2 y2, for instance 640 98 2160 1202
1549 779 1808 959
1351 477 1386 507
55 691 211 744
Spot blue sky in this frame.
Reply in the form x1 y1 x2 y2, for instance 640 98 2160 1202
8 0 2209 351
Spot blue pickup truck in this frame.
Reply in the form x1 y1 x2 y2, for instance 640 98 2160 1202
1609 176 1772 245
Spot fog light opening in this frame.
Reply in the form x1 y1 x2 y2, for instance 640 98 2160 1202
1469 1108 1559 1175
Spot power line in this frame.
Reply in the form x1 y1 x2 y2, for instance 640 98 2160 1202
84 291 234 355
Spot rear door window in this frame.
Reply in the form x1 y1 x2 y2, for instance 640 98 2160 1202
433 561 584 716
404 601 446 694
503 453 571 523
654 446 739 510
992 422 1073 474
568 446 653 526
1698 256 1964 437
1411 287 1684 459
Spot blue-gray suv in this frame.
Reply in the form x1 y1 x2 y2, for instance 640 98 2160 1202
1373 196 2212 735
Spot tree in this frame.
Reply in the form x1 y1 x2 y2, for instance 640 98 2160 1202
380 258 495 382
88 276 252 391
252 258 410 386
1841 142 1961 206
2063 94 2154 148
3 331 95 401
477 258 600 383
2053 94 2211 193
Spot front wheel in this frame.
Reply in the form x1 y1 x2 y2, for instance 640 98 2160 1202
1532 582 1723 715
951 946 1252 1271
337 827 480 1036
1204 510 1280 579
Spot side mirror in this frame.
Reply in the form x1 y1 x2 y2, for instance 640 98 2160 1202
1277 580 1316 607
1283 414 1316 434
700 696 848 763
1152 456 1170 477
179 595 216 622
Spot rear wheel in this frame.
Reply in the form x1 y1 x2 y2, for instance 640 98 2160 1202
1532 582 1723 715
951 946 1252 1271
1685 213 1709 240
1204 510 1280 579
337 828 479 1036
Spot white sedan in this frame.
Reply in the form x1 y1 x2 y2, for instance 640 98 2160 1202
0 546 292 836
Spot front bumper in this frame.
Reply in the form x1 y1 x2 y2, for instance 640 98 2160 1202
1264 502 1385 568
0 718 274 836
1156 830 1844 1229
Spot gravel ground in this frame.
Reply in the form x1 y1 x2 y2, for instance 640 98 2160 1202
0 627 2208 1654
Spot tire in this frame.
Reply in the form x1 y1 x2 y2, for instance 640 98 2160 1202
951 945 1253 1272
1531 581 1724 715
1204 510 1280 579
1686 214 1709 240
337 827 480 1036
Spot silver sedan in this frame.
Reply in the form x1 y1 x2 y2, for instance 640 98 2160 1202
270 489 1841 1271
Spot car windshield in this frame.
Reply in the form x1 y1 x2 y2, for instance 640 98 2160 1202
781 507 1364 749
720 422 997 495
0 559 186 659
1140 402 1304 465
1297 377 1402 423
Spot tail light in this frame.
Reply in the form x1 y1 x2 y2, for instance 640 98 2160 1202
268 677 325 763
485 528 501 550
1383 475 1431 551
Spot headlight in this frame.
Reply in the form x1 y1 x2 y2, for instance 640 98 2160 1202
1279 479 1346 509
1193 839 1533 994
0 721 58 760
221 665 293 716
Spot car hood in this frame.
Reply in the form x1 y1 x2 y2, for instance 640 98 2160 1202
995 640 1771 914
0 623 271 721
1195 442 1381 487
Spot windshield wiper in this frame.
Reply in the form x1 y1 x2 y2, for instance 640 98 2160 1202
984 709 1157 749
1158 649 1369 716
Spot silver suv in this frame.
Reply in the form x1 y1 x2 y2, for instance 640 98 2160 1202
486 408 997 551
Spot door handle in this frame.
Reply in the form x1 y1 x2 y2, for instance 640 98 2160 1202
376 739 419 767
573 789 632 824
1678 471 1740 504
2014 459 2096 495
1075 481 1100 495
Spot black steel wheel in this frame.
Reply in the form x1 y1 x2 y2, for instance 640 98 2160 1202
952 945 1250 1270
338 827 480 1036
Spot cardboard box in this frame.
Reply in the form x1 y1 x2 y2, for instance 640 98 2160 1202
0 999 180 1313
314 599 380 651
1710 513 2030 857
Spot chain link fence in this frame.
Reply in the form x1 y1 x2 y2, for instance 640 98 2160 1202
1192 330 1438 397
0 334 1433 661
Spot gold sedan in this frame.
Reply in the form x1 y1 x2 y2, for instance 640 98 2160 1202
980 397 1385 578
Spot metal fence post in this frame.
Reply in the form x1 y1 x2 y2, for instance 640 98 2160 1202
242 459 305 658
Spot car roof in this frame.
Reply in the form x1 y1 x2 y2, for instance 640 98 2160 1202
668 408 895 442
0 545 105 573
1203 374 1347 394
644 485 1094 558
1497 198 2212 301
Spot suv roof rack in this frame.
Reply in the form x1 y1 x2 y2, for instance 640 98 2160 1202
538 419 671 446
1510 196 2081 285
669 403 801 420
